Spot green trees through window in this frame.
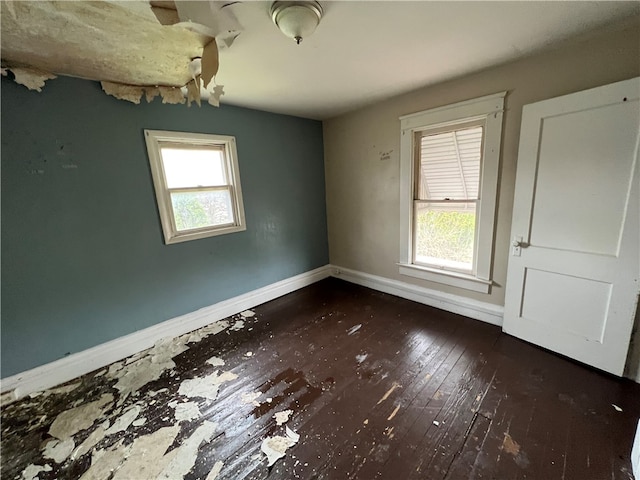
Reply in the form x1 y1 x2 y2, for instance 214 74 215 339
415 209 475 266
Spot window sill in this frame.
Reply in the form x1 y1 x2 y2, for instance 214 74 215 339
398 263 491 294
166 224 246 244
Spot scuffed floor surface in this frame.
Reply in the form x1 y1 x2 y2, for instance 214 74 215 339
2 278 640 479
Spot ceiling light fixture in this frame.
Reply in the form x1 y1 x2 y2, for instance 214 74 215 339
270 1 323 45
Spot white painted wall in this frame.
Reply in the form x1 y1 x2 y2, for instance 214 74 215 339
323 18 640 376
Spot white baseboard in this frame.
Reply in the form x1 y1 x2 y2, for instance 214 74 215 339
1 265 332 401
330 265 504 327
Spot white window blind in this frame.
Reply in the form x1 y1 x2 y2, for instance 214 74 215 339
417 125 483 203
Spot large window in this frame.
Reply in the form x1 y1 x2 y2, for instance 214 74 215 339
399 93 505 293
144 130 246 244
414 122 483 272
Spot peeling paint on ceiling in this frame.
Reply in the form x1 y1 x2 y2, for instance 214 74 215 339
0 0 231 106
1 1 207 87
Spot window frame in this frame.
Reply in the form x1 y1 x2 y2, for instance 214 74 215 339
412 119 485 274
398 92 506 293
144 129 246 245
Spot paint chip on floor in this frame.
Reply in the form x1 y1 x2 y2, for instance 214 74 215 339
42 381 82 398
157 421 218 479
241 391 262 407
132 417 147 427
48 393 114 440
261 427 300 466
170 401 201 423
274 409 293 425
501 432 520 456
355 354 368 364
178 371 238 400
110 426 180 480
245 351 253 357
387 404 400 421
347 324 362 335
20 463 52 480
206 356 225 367
205 460 224 480
240 310 256 318
104 405 141 435
230 320 245 331
42 438 75 463
70 424 108 461
377 382 401 405
612 404 623 412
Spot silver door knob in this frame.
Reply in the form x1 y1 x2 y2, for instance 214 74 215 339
512 239 528 248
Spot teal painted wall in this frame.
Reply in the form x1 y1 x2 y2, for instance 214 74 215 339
1 76 328 377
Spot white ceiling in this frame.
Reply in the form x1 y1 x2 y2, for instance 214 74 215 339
1 1 638 120
217 1 640 119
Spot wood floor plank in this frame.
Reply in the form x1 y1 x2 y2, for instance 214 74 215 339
2 278 639 480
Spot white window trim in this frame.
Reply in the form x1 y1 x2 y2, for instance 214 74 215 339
398 92 506 293
144 129 246 244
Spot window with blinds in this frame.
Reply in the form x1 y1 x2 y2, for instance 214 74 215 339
399 92 504 292
413 122 484 272
144 130 246 244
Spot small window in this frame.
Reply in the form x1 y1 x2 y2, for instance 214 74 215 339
144 130 246 244
399 93 505 293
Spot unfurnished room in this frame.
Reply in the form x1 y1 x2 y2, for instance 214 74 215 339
1 1 640 479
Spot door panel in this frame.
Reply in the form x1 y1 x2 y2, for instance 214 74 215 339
529 101 638 256
520 268 611 343
503 77 640 376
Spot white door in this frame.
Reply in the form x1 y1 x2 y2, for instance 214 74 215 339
503 77 640 376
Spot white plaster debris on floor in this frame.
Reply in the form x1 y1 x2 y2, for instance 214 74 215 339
182 319 231 344
157 421 218 479
169 400 201 423
108 337 192 402
132 417 146 427
6 309 287 480
105 426 180 480
355 353 368 364
178 371 239 400
261 427 300 467
205 460 224 480
241 391 262 407
104 405 141 435
41 381 82 398
206 356 226 367
70 422 110 461
274 409 293 426
42 438 75 464
230 320 245 331
21 463 52 480
48 394 114 440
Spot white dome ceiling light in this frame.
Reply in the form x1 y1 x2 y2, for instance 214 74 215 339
270 1 323 45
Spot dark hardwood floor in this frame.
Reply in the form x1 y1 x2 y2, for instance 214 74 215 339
2 278 639 479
